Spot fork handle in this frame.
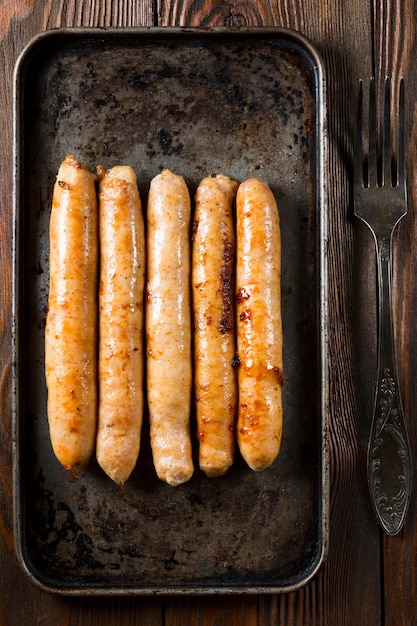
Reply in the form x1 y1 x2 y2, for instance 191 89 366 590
367 232 412 535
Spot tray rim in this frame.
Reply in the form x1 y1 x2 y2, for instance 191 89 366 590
12 25 329 596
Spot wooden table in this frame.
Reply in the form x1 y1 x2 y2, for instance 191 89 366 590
1 1 416 624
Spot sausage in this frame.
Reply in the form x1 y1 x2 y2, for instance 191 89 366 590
96 165 145 485
146 169 194 486
235 178 283 471
192 174 238 477
45 155 98 474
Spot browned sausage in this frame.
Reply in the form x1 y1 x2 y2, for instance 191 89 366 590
45 155 98 474
192 174 238 477
146 169 194 486
96 165 145 484
236 178 283 471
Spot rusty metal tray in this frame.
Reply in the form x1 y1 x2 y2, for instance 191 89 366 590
13 27 328 595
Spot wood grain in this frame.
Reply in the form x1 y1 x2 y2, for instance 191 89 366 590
160 0 382 625
383 76 417 624
1 0 417 624
0 3 159 625
371 1 417 624
159 0 279 26
42 0 154 29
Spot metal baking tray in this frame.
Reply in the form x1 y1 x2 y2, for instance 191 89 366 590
13 27 328 595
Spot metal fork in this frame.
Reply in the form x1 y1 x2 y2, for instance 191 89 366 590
354 76 412 535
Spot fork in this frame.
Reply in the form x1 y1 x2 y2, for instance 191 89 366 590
354 76 412 535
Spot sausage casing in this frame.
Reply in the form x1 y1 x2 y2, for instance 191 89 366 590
146 169 194 486
236 178 283 471
192 174 238 477
96 165 145 485
45 155 98 473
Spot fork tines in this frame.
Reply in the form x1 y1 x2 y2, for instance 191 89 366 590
355 76 405 191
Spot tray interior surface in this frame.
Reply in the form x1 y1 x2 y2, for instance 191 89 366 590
14 28 326 594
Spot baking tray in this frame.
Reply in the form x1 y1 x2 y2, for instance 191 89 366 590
13 27 328 595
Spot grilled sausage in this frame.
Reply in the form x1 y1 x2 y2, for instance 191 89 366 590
146 169 194 486
192 174 238 477
45 155 98 474
236 178 283 471
96 165 145 484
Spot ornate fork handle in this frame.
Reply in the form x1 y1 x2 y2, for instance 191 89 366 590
368 231 412 535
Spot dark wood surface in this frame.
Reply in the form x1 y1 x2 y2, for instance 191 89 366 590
1 1 417 624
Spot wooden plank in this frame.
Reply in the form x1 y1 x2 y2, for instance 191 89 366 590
158 0 279 26
384 126 417 621
0 4 161 625
164 597 259 625
371 0 417 624
3 0 415 623
43 0 154 29
159 1 382 625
